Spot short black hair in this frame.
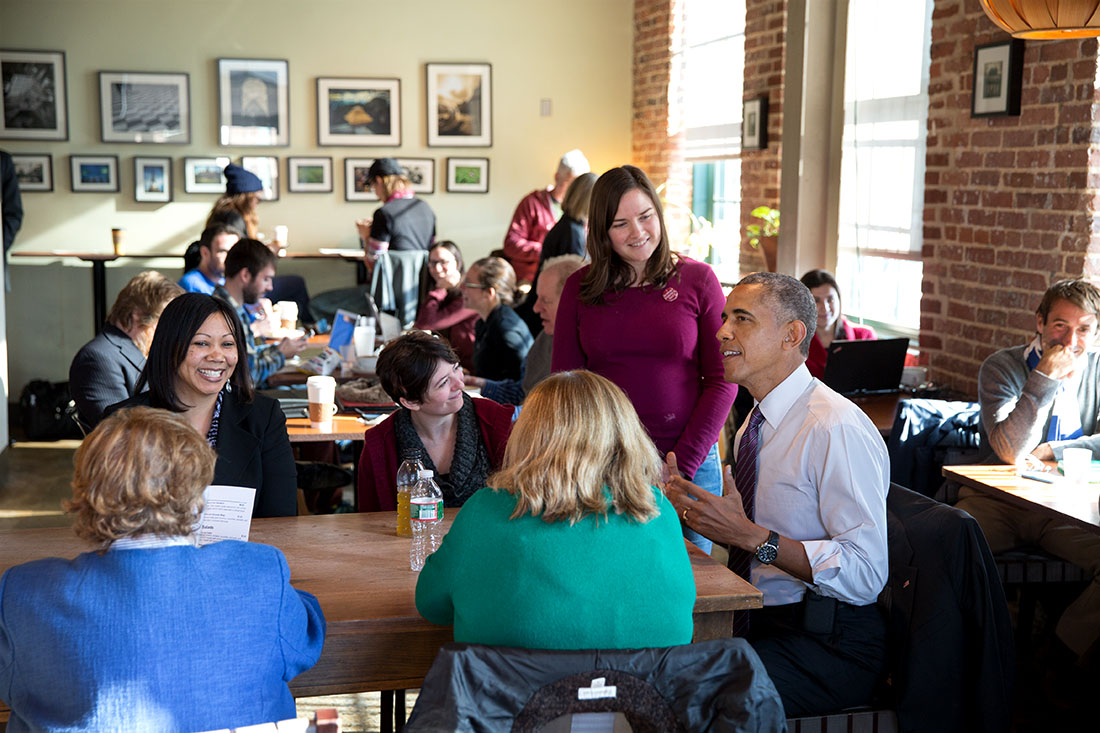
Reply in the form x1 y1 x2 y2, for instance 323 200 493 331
738 272 817 358
199 223 242 252
376 331 460 404
224 238 276 280
138 293 253 410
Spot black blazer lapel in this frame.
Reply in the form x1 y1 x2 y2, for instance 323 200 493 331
212 393 261 487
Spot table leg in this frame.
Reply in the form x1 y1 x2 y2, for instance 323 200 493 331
380 689 393 733
91 260 107 334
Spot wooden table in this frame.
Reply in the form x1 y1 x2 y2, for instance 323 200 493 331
943 464 1100 534
850 391 903 438
286 415 369 443
0 512 761 702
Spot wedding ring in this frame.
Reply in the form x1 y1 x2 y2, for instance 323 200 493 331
682 507 689 522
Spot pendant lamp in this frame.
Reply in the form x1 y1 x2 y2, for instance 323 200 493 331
981 0 1100 38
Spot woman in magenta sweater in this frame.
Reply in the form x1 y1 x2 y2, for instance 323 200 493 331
552 165 736 553
414 240 478 370
799 269 876 380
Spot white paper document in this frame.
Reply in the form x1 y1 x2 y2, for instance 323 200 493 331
193 485 256 546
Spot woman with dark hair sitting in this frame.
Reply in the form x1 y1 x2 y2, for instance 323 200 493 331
106 292 297 517
416 370 695 649
414 240 478 370
462 256 533 382
0 407 325 732
799 269 876 380
357 331 513 512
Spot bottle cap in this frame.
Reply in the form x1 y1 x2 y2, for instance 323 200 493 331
419 469 434 479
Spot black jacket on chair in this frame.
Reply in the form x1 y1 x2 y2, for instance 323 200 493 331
881 484 1014 733
405 639 786 733
106 390 298 518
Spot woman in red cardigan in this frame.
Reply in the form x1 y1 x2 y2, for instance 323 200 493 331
357 331 513 511
800 269 876 380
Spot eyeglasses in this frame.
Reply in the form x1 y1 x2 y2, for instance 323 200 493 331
429 259 454 268
461 282 488 289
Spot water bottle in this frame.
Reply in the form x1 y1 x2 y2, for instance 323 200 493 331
410 469 444 571
395 458 423 537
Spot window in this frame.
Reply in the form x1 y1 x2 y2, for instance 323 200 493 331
671 0 746 282
834 0 934 333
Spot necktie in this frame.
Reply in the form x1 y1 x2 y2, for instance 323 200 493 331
729 406 764 637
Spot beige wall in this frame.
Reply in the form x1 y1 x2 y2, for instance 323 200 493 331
1 0 632 393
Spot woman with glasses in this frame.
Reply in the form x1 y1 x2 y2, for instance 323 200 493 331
462 256 533 382
414 240 478 370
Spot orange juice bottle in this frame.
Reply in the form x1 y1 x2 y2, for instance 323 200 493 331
395 458 422 536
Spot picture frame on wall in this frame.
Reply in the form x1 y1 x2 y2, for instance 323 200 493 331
972 39 1023 117
344 157 378 201
426 62 492 147
742 96 768 150
11 153 52 192
70 155 119 193
240 155 279 201
134 156 172 203
446 157 489 193
287 157 333 193
317 77 400 146
0 49 68 140
217 58 289 146
399 157 435 194
99 71 190 144
184 156 231 194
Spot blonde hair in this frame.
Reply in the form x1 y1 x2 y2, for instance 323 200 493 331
106 271 184 331
489 371 661 524
375 173 411 200
66 407 216 547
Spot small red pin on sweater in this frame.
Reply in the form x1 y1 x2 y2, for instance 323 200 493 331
662 286 679 302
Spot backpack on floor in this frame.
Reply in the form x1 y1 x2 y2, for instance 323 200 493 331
19 380 82 440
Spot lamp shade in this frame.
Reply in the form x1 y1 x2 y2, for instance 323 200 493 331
981 0 1100 38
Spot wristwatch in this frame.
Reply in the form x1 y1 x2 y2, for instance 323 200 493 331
755 530 780 565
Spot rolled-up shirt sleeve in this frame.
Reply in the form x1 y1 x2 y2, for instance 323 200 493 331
800 422 889 605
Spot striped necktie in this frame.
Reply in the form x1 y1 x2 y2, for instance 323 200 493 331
729 406 764 637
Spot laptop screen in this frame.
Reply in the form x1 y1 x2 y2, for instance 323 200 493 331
821 337 909 395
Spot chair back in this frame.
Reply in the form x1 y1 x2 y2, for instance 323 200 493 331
405 639 786 733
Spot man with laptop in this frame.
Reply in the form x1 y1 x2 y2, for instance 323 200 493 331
664 272 889 717
957 277 1100 670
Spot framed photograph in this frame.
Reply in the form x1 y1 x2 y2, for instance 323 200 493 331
183 156 231 194
98 71 190 144
972 39 1024 117
742 96 768 150
317 77 400 146
240 155 279 201
287 157 333 193
399 157 435 194
134 156 172 203
446 157 489 193
426 62 492 147
217 58 289 146
344 157 378 201
70 155 119 193
10 153 52 192
0 49 67 140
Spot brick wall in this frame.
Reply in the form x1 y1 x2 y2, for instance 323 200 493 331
739 0 787 276
921 0 1099 397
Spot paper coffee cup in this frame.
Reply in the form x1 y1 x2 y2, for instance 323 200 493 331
353 321 375 357
277 300 299 331
1062 447 1092 486
111 227 125 256
274 225 288 246
306 375 337 428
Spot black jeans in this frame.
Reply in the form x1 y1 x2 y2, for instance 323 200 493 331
749 596 887 717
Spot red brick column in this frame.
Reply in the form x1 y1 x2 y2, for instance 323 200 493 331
739 0 787 276
921 0 1099 397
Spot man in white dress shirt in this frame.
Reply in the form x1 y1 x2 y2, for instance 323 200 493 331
666 272 889 717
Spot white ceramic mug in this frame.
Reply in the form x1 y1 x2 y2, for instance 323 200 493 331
1062 447 1092 486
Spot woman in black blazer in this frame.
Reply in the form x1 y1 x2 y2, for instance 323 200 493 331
462 256 533 382
107 293 296 517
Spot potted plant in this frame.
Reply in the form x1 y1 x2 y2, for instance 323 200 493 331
746 205 779 272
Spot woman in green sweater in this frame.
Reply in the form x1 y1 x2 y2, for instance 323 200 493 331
415 370 696 650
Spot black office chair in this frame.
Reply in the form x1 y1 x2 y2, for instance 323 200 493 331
405 639 786 732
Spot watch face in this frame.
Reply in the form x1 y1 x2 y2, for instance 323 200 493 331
756 543 779 565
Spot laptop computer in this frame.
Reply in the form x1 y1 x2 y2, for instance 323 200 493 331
821 337 909 396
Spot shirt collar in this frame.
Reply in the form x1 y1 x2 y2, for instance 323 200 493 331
755 363 813 430
110 534 196 551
